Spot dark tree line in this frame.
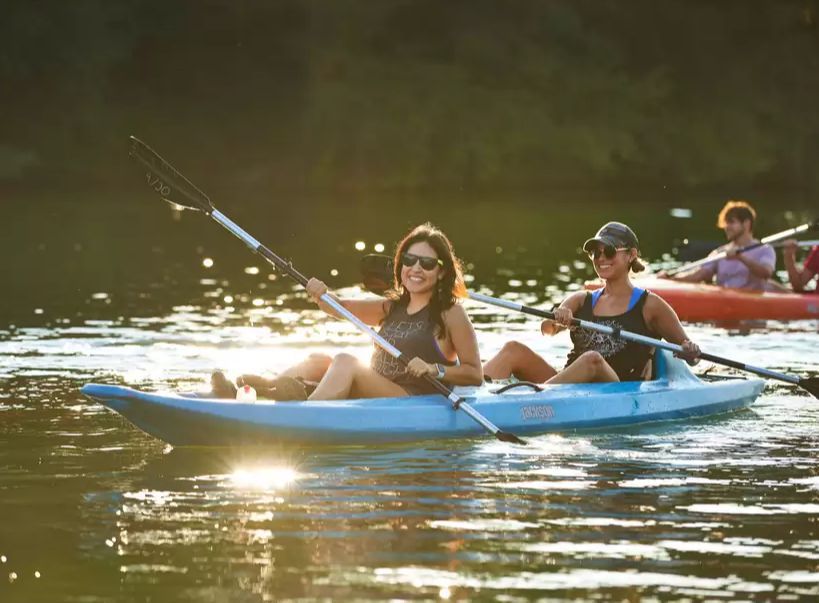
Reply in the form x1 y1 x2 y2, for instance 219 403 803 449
1 0 818 193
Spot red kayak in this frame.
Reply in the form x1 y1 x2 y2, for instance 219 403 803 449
586 277 819 322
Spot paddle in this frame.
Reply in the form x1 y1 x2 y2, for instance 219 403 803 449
774 239 819 248
361 254 819 399
127 136 527 445
665 221 819 277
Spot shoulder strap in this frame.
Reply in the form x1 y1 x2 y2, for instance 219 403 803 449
626 287 646 312
590 288 604 308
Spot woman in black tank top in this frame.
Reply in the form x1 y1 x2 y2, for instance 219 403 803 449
253 224 483 400
484 222 701 384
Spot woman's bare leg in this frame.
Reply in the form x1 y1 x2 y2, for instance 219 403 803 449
545 351 619 385
280 353 332 383
483 341 558 381
308 353 408 401
240 353 332 389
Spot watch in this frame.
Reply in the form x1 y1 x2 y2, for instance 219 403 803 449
435 363 446 379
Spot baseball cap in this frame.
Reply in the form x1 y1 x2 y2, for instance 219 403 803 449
583 222 640 253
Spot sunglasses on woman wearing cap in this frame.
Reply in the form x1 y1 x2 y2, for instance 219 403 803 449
586 244 630 260
401 252 444 271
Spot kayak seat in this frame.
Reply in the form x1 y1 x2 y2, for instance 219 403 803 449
652 350 666 381
652 349 701 384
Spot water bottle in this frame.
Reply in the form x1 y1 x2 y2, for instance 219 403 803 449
236 384 257 402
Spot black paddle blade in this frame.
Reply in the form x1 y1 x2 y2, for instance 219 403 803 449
362 274 391 295
361 254 394 294
128 136 213 214
800 377 819 399
496 431 527 445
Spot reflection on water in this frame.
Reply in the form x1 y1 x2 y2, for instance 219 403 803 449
228 466 301 490
2 368 818 600
1 194 818 601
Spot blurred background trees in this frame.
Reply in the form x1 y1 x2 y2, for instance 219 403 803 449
2 0 818 194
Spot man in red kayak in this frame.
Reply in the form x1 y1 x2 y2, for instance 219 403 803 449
783 240 819 293
665 200 776 290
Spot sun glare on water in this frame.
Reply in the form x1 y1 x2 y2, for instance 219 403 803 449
229 466 300 490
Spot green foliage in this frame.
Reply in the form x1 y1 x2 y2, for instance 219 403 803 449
1 0 818 191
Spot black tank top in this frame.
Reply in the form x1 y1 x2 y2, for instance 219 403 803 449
565 288 655 381
371 302 452 395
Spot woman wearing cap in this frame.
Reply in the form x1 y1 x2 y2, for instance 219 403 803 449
483 222 701 384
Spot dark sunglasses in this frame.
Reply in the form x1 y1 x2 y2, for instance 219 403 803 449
400 252 444 271
587 245 629 260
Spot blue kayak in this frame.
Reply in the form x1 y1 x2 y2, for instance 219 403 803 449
81 352 764 446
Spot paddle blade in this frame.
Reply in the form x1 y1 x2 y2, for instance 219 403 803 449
128 136 213 214
362 274 391 295
800 377 819 399
496 431 527 445
361 254 394 294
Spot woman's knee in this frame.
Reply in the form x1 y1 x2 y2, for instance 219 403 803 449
329 352 360 370
499 340 531 359
577 350 605 369
306 353 332 371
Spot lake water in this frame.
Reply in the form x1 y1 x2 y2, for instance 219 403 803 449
1 193 817 601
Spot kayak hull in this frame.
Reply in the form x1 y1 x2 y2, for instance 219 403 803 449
81 352 764 446
588 278 819 322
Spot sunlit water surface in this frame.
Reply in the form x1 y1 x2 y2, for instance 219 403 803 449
1 196 818 601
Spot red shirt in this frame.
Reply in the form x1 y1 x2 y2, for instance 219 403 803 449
805 246 819 275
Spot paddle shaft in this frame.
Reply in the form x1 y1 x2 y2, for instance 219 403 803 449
468 292 802 386
129 137 524 444
666 221 818 276
775 239 819 248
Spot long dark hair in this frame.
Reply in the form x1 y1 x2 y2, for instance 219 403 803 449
386 223 467 337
